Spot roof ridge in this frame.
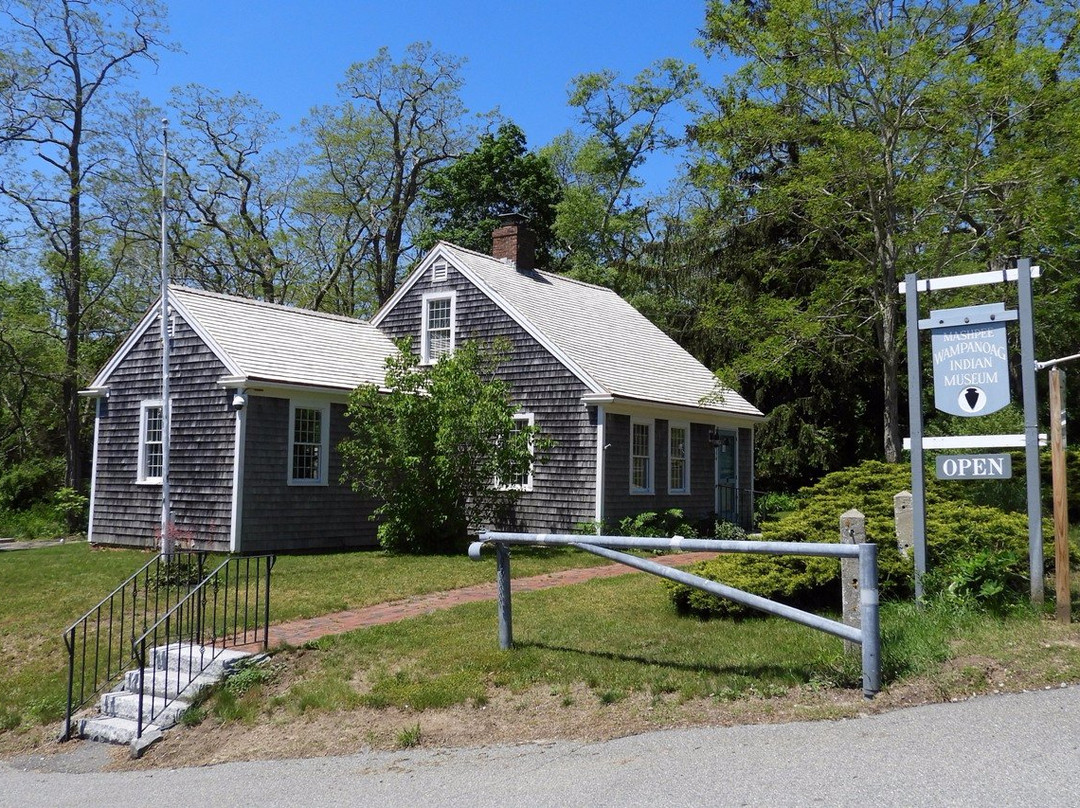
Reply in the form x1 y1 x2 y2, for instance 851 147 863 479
436 242 620 296
169 284 371 327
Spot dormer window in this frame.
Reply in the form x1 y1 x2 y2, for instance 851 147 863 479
421 291 456 363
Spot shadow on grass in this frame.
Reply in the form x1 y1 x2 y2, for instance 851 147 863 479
515 640 816 681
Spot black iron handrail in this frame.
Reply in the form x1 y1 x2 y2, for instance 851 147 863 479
61 550 210 741
131 554 275 739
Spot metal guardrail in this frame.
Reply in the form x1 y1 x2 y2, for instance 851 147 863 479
132 554 275 739
469 532 881 699
61 550 210 741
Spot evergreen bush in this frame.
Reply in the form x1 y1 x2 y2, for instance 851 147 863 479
667 460 1033 618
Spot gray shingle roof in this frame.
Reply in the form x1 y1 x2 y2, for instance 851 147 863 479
171 286 397 390
433 244 764 419
93 286 396 392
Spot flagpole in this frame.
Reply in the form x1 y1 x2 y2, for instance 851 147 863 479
159 118 173 558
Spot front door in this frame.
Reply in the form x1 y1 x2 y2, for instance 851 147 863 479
714 431 738 524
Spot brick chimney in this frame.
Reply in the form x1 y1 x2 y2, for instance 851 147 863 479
491 213 535 271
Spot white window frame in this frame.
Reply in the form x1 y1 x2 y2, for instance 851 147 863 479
421 290 456 364
137 399 164 484
668 421 690 494
288 400 330 486
630 417 654 494
498 412 535 492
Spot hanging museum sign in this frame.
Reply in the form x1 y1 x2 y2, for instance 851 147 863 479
929 303 1012 417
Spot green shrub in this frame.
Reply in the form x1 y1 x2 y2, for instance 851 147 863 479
616 509 698 538
0 501 66 539
924 548 1028 614
0 458 63 510
754 491 799 525
667 459 1033 618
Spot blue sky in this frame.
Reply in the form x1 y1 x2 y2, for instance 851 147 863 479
136 0 733 190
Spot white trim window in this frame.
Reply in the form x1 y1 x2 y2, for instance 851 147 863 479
668 421 690 494
137 399 164 484
499 413 535 491
630 418 654 494
421 291 456 363
288 401 330 485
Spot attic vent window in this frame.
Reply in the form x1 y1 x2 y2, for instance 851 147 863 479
432 262 448 283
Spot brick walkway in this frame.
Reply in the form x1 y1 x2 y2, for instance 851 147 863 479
261 551 717 647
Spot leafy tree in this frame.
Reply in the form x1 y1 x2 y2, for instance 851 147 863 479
691 0 1080 467
547 59 698 278
300 42 481 316
418 122 562 266
340 340 546 553
0 0 170 500
164 85 306 304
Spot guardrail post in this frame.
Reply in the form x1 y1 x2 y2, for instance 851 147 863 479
894 491 913 558
859 542 881 698
496 543 513 650
840 509 864 655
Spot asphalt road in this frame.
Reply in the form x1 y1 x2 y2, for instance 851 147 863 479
3 685 1078 807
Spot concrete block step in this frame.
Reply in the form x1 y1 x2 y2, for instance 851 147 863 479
149 644 250 678
79 715 162 746
124 667 218 700
100 691 189 729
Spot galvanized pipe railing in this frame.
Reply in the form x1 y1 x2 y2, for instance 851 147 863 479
61 550 208 741
469 532 881 699
131 554 275 739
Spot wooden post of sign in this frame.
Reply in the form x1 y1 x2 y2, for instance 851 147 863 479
1050 367 1071 624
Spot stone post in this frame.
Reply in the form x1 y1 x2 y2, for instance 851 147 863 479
840 509 865 655
894 491 913 558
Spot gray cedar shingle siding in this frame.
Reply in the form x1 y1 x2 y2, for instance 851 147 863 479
239 396 378 552
91 315 234 551
377 264 597 533
602 415 752 532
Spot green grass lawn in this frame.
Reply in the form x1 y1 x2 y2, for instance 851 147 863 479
267 544 610 621
0 541 610 738
3 539 1079 754
211 573 1080 741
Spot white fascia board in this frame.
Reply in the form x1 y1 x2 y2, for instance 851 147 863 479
87 304 161 387
167 294 245 377
371 244 607 396
904 434 1048 450
369 247 448 326
217 377 353 401
589 395 766 427
78 386 109 397
229 406 246 553
86 397 102 544
88 292 244 387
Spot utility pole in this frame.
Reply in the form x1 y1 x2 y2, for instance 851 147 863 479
1038 352 1080 624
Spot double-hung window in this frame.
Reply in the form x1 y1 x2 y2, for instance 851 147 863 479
499 413 535 491
630 418 654 494
137 399 164 483
421 291 455 363
669 422 690 494
289 401 330 485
